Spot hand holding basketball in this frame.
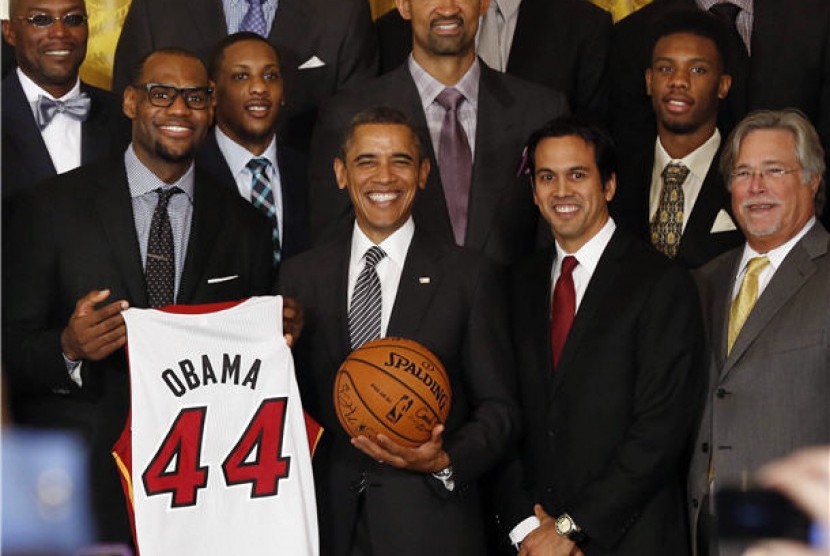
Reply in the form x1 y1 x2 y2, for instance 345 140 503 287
351 425 450 473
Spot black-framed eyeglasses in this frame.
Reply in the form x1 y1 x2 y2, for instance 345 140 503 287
135 83 213 110
14 13 88 27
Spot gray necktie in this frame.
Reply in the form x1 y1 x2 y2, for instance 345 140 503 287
477 0 505 71
435 88 473 246
35 93 91 130
349 246 386 349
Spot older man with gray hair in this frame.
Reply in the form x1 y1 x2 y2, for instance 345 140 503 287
688 109 830 556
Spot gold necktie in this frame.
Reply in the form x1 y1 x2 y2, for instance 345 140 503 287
727 256 770 353
651 162 690 258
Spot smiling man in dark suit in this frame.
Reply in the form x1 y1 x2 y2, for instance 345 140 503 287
309 0 567 266
279 107 519 556
498 117 704 555
612 9 744 268
0 0 129 201
197 32 309 264
3 48 277 543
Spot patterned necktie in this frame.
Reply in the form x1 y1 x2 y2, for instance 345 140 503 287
240 0 268 37
247 157 282 266
35 93 91 130
349 246 387 350
435 88 473 246
727 256 770 354
651 162 690 259
146 187 182 308
551 256 578 369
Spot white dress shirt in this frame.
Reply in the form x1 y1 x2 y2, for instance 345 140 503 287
649 129 721 234
215 127 285 239
18 68 83 174
732 218 815 302
347 218 415 336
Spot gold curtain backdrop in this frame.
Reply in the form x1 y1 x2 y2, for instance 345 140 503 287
77 0 652 91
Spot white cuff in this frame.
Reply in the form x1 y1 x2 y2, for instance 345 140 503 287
64 354 83 387
509 515 540 547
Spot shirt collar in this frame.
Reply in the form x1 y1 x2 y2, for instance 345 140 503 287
554 217 617 275
737 217 816 274
351 217 415 268
214 126 278 177
17 68 81 102
696 0 754 15
124 144 196 201
492 0 522 18
408 54 480 112
655 128 721 182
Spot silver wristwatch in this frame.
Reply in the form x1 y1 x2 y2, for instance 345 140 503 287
554 513 585 542
431 465 455 491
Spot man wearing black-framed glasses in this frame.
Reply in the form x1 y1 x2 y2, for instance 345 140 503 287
3 47 279 545
0 0 129 200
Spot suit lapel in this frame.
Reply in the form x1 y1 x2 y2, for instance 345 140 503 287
466 64 518 248
195 130 239 195
327 236 354 361
722 225 827 377
3 73 57 179
552 230 626 394
270 0 311 56
529 248 556 387
387 230 441 338
93 160 148 306
80 83 112 165
188 0 227 38
679 150 727 256
178 170 223 303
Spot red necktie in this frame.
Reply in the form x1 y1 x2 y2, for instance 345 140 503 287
551 256 578 369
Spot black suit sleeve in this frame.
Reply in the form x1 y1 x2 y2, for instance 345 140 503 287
444 258 521 485
568 266 705 548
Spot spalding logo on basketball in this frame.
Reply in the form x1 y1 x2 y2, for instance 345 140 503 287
334 337 451 448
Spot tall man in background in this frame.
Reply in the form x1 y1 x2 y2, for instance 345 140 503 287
309 0 567 265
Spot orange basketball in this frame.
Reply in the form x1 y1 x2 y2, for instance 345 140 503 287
334 337 451 448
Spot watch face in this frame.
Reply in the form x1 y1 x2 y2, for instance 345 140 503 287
555 515 573 535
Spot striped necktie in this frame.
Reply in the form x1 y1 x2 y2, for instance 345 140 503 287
349 246 386 349
247 157 281 266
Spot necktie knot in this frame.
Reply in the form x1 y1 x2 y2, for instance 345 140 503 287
661 162 690 187
709 2 741 25
560 255 578 276
35 93 91 130
246 157 271 177
156 186 182 208
744 255 770 277
363 246 387 269
436 88 465 112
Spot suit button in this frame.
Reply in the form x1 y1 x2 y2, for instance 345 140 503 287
692 498 699 508
716 388 730 399
701 442 709 453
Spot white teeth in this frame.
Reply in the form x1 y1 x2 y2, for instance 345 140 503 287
161 126 189 133
554 205 579 214
668 100 687 106
368 192 398 203
435 22 459 31
247 106 267 112
46 50 70 56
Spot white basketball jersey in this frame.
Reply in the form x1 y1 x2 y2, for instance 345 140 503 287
115 296 320 556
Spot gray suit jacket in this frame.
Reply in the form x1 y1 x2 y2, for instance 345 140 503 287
687 222 830 555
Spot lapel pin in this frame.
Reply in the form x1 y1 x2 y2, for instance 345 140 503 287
418 277 431 284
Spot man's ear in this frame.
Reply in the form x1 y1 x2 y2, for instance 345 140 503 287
123 86 137 120
334 157 348 191
418 157 430 190
2 20 16 47
395 0 412 21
